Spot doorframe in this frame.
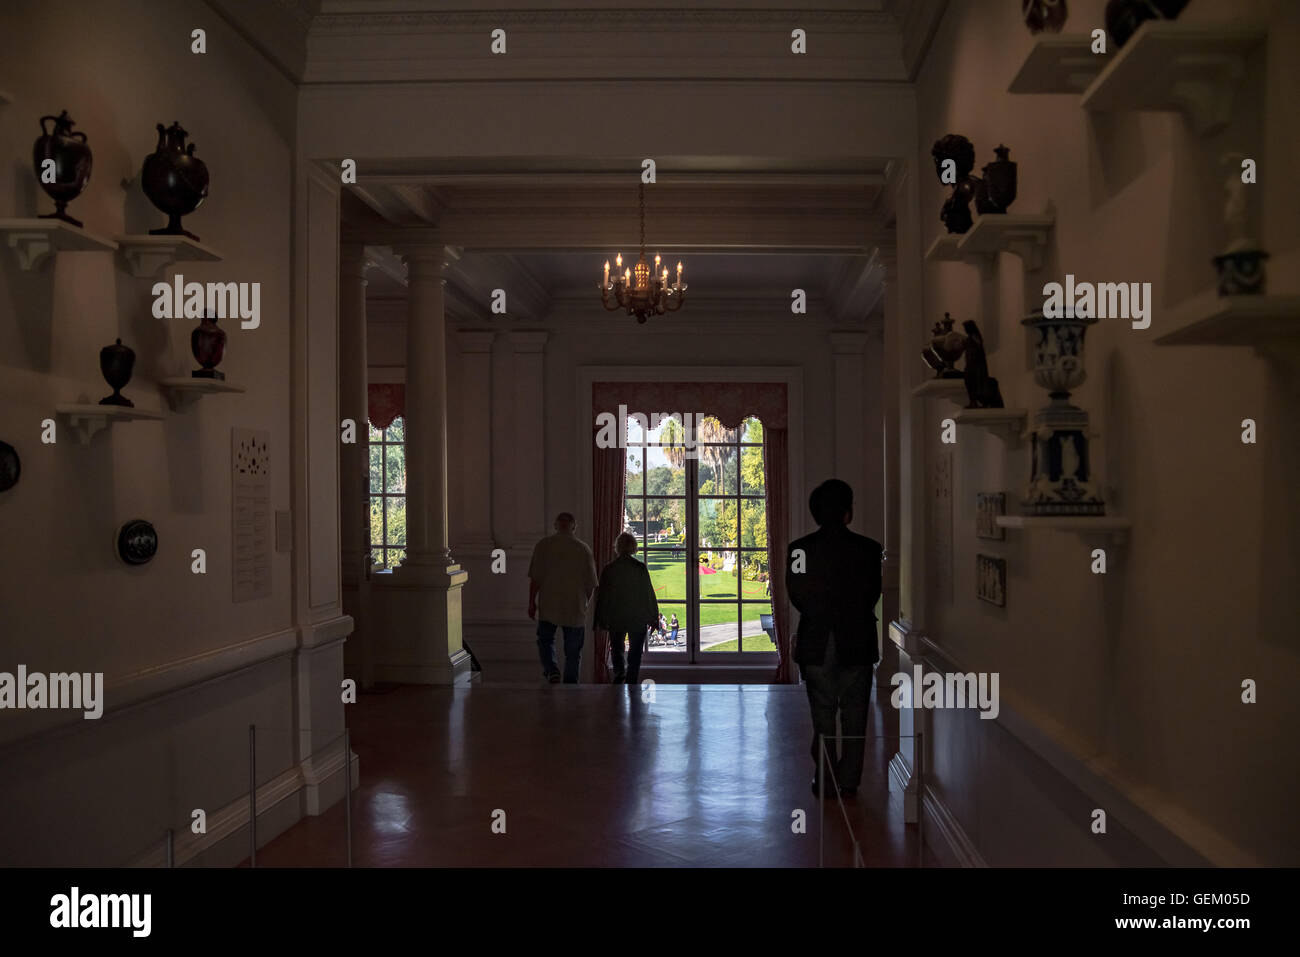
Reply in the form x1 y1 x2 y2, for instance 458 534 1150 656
577 365 804 670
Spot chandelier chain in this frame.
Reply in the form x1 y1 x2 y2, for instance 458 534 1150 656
638 181 646 255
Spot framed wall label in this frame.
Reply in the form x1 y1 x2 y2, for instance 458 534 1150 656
976 554 1006 607
976 492 1006 540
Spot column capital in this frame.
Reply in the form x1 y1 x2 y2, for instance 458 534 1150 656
340 243 374 282
456 329 496 354
507 329 548 353
397 243 460 280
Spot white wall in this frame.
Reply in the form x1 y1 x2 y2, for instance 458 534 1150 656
909 0 1299 865
0 0 346 865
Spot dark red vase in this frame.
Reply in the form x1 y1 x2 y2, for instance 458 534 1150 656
33 111 92 227
191 315 227 379
141 121 209 241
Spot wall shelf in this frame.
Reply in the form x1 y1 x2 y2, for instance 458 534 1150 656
1010 35 1110 94
954 408 1028 445
0 219 117 271
55 403 164 445
160 377 246 411
1154 293 1300 349
958 213 1055 271
997 514 1131 545
925 234 965 263
925 213 1055 274
116 235 222 278
912 377 968 401
1080 22 1266 135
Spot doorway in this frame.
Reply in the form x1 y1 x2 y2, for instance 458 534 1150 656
622 413 777 665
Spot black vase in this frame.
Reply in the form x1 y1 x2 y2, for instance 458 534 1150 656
191 315 227 379
99 338 136 408
1023 0 1069 35
1106 0 1177 48
33 111 92 228
981 145 1018 213
141 122 209 241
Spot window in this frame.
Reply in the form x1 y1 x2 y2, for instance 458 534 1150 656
368 418 406 569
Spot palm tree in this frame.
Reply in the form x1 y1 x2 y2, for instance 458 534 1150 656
656 413 736 474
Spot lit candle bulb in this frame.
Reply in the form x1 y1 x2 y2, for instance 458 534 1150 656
603 260 610 285
662 268 668 284
624 268 631 285
676 261 683 286
655 253 661 270
615 253 622 269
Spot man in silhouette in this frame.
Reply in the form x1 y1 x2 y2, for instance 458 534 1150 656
593 532 660 684
528 512 599 683
786 479 884 798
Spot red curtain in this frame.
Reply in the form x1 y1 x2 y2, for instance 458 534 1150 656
592 381 793 683
764 427 795 683
367 383 405 430
591 431 626 683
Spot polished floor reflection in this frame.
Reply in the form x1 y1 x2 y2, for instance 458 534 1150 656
256 680 935 867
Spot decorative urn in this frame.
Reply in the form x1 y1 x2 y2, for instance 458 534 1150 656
191 314 227 379
33 111 93 227
99 338 136 408
981 145 1018 214
923 313 968 379
141 121 209 240
1020 308 1105 516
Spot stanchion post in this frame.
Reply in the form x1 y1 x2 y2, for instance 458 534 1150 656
818 733 825 869
248 724 257 868
344 726 353 868
915 729 924 866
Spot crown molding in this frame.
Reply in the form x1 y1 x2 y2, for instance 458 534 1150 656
312 8 897 33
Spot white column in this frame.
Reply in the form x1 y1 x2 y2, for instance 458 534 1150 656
401 245 454 569
339 244 371 584
454 330 495 549
508 330 549 542
376 243 470 685
339 244 373 689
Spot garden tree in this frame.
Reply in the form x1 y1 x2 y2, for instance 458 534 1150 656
645 465 685 534
368 418 408 568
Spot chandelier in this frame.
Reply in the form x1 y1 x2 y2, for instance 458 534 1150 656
599 182 686 323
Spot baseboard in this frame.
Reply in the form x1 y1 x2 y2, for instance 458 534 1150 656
922 783 986 868
129 741 359 868
888 752 919 824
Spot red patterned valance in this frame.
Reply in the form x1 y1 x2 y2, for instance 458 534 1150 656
368 383 405 430
592 381 787 430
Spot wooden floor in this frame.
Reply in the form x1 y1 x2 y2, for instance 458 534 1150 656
255 677 937 867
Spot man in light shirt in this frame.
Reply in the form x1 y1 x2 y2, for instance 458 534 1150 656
528 512 599 683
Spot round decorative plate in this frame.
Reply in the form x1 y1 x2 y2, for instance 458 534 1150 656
117 519 158 565
0 441 18 492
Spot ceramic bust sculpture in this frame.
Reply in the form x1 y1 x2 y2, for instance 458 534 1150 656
932 134 979 234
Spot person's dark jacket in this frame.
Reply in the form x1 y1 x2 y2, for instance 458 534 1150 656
594 554 659 632
785 523 883 667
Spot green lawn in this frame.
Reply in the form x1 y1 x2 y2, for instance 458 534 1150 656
702 636 775 653
643 556 769 627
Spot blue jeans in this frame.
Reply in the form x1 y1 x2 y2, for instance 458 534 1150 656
536 620 584 683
